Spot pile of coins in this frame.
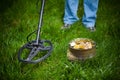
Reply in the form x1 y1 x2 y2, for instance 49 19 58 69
69 38 94 50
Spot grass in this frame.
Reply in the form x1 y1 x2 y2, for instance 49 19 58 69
0 0 120 80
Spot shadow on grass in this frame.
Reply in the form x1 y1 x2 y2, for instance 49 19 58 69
0 0 18 14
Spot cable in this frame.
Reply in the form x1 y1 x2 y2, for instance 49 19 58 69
27 30 37 42
27 0 41 42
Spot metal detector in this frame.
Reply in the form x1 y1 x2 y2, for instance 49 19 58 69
18 0 53 63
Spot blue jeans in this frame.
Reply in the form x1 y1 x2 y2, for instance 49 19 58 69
63 0 99 28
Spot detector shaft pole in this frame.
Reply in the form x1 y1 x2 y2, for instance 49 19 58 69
36 0 45 44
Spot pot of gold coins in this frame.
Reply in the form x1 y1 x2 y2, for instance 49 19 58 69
67 38 96 61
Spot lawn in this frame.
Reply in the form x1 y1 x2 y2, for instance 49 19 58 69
0 0 120 80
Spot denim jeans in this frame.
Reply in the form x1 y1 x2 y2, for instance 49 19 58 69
63 0 99 28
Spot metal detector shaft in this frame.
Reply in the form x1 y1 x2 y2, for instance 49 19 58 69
36 0 45 44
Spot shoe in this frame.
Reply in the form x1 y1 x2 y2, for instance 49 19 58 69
87 27 96 32
61 24 71 29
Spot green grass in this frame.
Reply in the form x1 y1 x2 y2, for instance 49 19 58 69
0 0 120 80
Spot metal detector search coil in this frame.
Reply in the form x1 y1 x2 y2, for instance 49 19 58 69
18 0 53 63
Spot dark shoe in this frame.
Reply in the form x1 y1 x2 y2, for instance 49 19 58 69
61 24 71 29
87 27 96 32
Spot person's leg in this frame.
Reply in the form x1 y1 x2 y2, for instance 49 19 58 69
63 0 79 25
82 0 99 28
